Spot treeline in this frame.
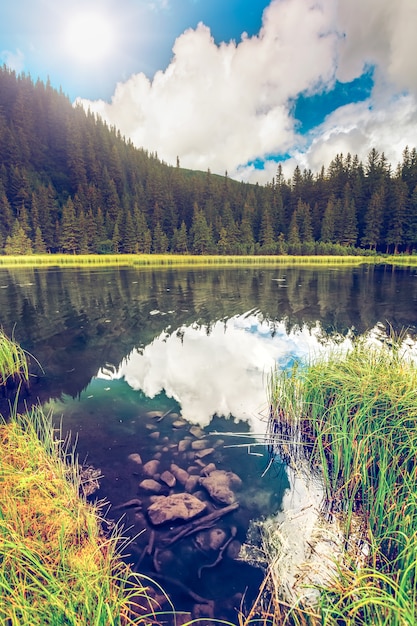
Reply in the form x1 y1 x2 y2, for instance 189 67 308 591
1 66 417 256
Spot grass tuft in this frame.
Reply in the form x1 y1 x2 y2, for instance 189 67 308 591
268 334 417 624
0 405 160 625
0 329 28 387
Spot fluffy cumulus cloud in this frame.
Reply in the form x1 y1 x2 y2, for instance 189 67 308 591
77 0 417 183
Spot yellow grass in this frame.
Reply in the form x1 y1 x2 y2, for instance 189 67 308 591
0 253 376 268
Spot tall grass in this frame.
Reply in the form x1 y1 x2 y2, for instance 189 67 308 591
268 336 417 624
0 404 163 625
0 253 373 268
0 329 28 387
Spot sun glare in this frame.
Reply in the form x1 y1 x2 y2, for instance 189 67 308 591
64 11 115 64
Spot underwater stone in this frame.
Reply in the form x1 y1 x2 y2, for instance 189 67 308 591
147 493 206 525
160 470 176 488
143 459 161 477
199 470 242 505
195 448 215 459
178 439 191 453
127 453 143 466
191 439 210 450
139 479 163 494
170 463 189 486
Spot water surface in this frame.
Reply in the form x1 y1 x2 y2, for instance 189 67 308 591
1 263 416 620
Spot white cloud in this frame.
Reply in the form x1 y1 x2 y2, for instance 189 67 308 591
77 0 417 183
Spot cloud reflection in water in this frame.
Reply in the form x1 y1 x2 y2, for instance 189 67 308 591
100 313 352 427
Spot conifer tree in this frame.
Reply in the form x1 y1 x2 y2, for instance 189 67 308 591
361 188 385 250
60 198 78 253
5 219 33 255
190 204 213 254
172 221 188 253
152 221 169 253
34 226 47 253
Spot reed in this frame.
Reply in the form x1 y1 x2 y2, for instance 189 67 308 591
0 253 372 269
0 329 29 387
268 335 417 624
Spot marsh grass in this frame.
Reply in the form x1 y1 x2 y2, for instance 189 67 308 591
0 253 372 269
0 405 163 625
0 329 29 387
268 336 417 624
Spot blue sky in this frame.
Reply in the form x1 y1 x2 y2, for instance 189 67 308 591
1 0 416 184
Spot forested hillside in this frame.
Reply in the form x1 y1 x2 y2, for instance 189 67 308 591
1 66 417 255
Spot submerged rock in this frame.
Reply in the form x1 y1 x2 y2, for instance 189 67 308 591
195 527 228 552
147 493 207 525
127 453 143 466
160 470 176 488
143 459 161 477
139 479 163 494
170 463 189 486
178 439 192 453
189 425 205 438
199 470 242 505
191 439 210 450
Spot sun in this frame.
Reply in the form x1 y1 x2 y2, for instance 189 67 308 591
64 10 115 64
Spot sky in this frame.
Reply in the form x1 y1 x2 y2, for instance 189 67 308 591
1 0 417 184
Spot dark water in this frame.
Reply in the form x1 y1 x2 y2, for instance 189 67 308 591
1 263 417 621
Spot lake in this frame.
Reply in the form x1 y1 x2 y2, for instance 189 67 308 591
1 263 417 622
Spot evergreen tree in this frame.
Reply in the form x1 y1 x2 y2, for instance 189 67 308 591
288 210 300 247
386 178 407 253
190 204 213 254
5 219 33 254
172 221 188 253
338 183 358 246
296 199 313 242
152 221 169 253
60 198 78 253
361 188 385 250
405 185 417 253
34 226 47 253
259 209 275 253
123 210 137 253
321 197 336 243
112 220 121 253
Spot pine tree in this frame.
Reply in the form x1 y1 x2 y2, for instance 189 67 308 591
321 197 336 243
34 226 47 253
361 188 385 250
4 219 33 255
190 204 213 254
112 220 121 253
172 221 188 253
386 178 407 253
60 198 78 253
152 221 169 253
259 210 275 253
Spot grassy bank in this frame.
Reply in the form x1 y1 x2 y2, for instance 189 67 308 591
268 337 417 624
0 331 162 625
0 253 376 268
0 405 163 625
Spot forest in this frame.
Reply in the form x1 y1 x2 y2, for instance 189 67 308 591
1 65 417 256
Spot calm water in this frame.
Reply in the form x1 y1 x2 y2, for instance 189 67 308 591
1 263 417 620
